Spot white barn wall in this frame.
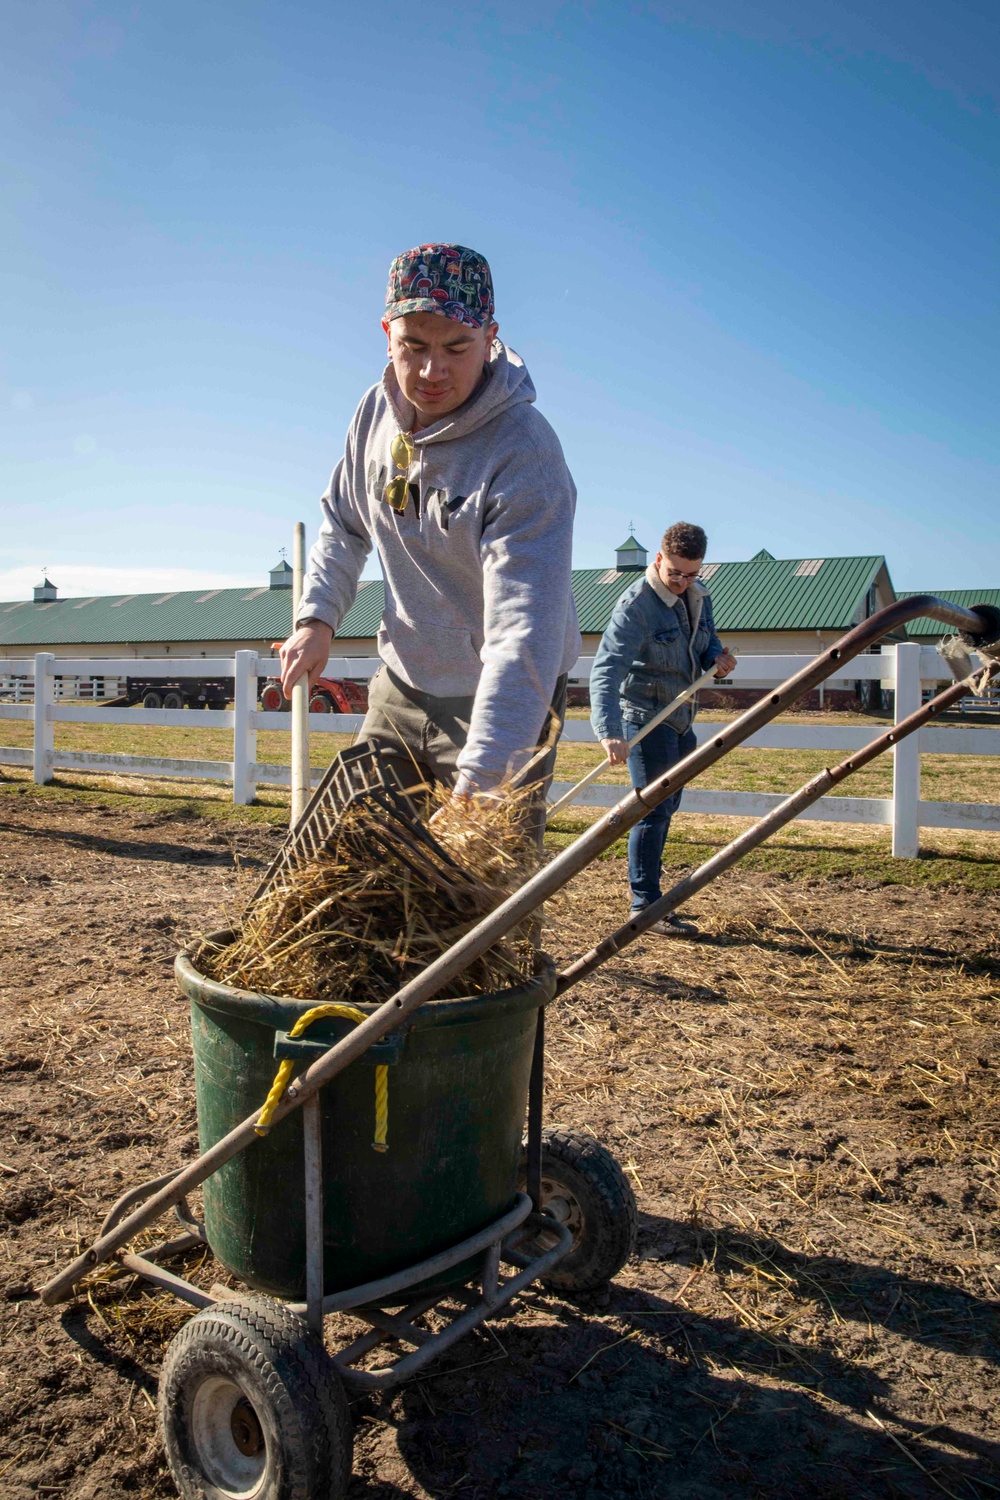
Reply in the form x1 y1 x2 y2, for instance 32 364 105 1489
0 639 376 665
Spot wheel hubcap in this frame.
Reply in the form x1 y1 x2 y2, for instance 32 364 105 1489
231 1398 264 1457
190 1376 267 1496
536 1175 585 1250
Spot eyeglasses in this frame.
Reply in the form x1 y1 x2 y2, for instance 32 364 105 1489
664 565 701 582
383 432 414 513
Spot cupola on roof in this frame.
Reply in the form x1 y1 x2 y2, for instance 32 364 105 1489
615 535 648 572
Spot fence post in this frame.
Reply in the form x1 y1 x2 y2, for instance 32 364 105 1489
33 653 55 785
233 652 258 805
892 642 921 857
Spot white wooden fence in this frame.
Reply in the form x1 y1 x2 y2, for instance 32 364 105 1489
1 645 997 858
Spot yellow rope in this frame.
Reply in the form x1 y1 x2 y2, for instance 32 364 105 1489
254 1059 295 1135
254 1003 389 1152
373 1064 388 1153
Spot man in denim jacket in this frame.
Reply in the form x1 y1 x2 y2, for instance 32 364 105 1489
590 522 736 934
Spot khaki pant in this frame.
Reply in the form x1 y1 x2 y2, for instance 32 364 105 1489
359 666 567 844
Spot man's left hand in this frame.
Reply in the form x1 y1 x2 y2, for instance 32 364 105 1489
714 650 737 678
429 791 470 828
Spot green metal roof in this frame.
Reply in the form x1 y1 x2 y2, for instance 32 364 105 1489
898 589 1000 639
569 569 638 631
338 580 385 637
574 553 887 633
702 554 885 631
0 553 892 648
0 579 385 647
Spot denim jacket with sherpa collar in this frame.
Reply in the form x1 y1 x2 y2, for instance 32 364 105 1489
589 565 724 741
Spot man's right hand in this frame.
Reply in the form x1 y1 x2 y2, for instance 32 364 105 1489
601 737 630 766
274 620 334 700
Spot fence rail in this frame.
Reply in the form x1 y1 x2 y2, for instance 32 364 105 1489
1 647 997 858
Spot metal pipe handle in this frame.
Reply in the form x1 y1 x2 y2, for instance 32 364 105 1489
557 661 998 993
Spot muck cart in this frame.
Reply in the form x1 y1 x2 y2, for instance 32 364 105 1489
38 596 1000 1500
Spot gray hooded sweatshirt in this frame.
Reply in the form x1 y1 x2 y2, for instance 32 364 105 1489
298 340 581 793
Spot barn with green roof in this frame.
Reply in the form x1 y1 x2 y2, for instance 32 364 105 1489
570 540 902 659
0 537 953 699
0 539 919 679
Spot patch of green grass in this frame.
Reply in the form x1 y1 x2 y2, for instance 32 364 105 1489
0 771 292 827
0 716 353 768
544 812 1000 892
3 712 997 804
553 739 1000 803
4 771 998 892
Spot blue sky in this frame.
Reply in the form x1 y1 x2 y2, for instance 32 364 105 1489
2 0 997 601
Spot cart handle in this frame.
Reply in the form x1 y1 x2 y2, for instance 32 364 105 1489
557 658 999 993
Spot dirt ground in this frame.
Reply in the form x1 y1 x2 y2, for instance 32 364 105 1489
1 786 999 1499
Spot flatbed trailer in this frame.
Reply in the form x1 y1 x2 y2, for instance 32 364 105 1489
117 676 234 710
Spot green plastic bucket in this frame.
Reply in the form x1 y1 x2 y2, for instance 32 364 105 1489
175 940 554 1301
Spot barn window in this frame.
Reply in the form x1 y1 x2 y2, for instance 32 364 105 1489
794 559 824 577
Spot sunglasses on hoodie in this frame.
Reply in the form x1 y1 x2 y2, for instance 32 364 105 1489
383 432 415 513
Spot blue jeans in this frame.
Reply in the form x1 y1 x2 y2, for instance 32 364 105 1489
626 717 697 910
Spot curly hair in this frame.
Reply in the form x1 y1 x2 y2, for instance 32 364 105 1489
661 522 707 560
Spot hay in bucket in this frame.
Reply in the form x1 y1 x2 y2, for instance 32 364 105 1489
195 785 541 1004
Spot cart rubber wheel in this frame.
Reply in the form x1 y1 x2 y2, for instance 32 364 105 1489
518 1129 638 1292
162 691 184 711
142 690 163 709
158 1296 352 1500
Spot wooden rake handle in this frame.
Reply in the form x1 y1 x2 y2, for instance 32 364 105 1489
546 663 721 822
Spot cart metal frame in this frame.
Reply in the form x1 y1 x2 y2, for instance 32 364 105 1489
94 1156 572 1392
38 594 1000 1394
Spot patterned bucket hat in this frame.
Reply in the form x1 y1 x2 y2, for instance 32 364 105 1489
385 244 495 327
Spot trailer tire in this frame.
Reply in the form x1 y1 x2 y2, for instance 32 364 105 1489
518 1129 637 1292
142 690 163 709
158 1297 352 1500
162 691 184 711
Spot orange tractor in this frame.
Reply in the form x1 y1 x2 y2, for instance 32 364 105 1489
259 675 369 715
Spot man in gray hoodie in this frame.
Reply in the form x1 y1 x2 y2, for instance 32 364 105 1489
278 243 581 807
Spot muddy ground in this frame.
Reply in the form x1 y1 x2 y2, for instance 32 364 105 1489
1 785 999 1499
